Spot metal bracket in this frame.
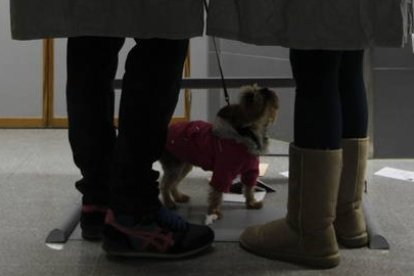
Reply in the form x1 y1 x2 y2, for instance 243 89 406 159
45 204 81 244
114 77 295 90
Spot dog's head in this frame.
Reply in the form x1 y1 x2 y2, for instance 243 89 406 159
239 84 279 128
217 84 279 130
215 85 279 154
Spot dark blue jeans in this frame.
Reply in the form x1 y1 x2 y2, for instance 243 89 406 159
289 49 368 150
66 37 188 217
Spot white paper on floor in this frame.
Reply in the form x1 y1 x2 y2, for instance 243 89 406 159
259 163 269 176
375 167 414 182
223 191 266 203
46 243 64 250
280 171 289 178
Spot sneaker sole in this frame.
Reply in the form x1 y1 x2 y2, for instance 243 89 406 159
337 232 368 248
102 243 213 259
82 233 103 241
81 227 104 241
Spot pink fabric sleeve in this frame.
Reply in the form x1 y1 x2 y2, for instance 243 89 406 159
210 156 242 193
240 157 260 188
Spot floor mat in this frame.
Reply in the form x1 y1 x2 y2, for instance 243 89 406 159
69 182 287 242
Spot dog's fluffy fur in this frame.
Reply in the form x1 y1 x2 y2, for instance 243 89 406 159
160 85 279 221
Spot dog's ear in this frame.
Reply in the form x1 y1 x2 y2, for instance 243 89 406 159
239 85 266 121
260 87 279 107
257 87 279 123
217 105 232 120
241 87 256 105
217 105 239 126
217 104 253 129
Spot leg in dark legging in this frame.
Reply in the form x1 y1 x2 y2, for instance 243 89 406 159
339 50 368 138
110 38 189 217
66 36 125 205
290 49 343 150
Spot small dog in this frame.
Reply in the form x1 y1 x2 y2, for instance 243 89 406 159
160 85 279 222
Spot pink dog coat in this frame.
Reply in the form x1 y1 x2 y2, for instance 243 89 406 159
165 120 259 193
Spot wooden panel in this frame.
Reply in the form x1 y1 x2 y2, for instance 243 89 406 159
1 39 191 128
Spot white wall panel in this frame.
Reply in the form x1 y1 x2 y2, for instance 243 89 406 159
0 0 42 117
53 38 67 117
53 38 188 119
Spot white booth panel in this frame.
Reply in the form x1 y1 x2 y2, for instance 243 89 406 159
53 38 185 119
0 0 42 117
53 38 67 118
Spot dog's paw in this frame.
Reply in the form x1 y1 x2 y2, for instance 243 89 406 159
207 209 223 219
173 193 190 203
204 214 219 225
246 200 263 209
205 209 222 225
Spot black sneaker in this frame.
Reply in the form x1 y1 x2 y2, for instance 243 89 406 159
80 205 107 241
102 207 215 258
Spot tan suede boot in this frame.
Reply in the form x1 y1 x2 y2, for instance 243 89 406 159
239 145 342 268
334 138 369 248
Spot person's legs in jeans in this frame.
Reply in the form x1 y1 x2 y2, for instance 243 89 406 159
103 38 214 258
109 38 187 216
66 36 125 239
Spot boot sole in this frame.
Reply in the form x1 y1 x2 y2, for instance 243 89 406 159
102 242 213 259
240 241 340 269
337 232 368 248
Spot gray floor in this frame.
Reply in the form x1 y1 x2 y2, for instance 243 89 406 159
1 129 414 276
